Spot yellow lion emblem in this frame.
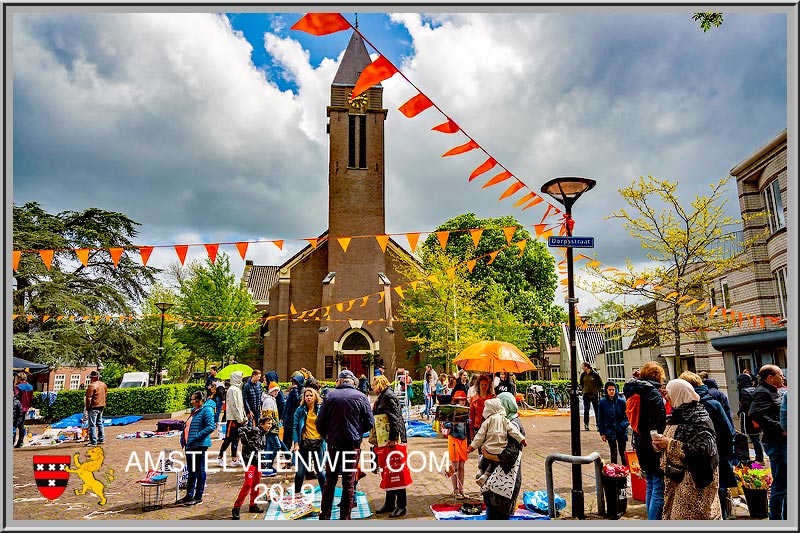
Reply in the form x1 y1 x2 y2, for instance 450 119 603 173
66 447 114 505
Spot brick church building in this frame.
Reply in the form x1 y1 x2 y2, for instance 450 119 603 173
245 31 419 382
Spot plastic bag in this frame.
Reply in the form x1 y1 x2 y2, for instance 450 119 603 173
523 490 566 514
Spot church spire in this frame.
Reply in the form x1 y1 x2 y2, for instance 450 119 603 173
332 31 373 87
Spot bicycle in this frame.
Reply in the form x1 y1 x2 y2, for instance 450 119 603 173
546 387 560 409
526 384 546 409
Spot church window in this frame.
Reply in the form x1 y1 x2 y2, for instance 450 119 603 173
348 115 367 168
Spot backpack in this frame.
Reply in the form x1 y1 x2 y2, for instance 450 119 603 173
625 393 641 434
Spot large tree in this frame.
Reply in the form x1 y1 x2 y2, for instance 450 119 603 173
174 253 261 367
12 202 157 367
587 176 756 370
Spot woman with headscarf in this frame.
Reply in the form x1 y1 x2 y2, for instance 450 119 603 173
372 374 408 518
479 392 526 519
468 374 495 442
652 379 721 520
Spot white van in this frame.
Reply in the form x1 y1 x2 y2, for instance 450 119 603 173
119 372 150 388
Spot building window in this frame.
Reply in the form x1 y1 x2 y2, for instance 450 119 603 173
772 267 787 317
719 278 731 308
348 115 367 168
604 327 626 380
54 374 65 391
69 374 80 390
762 179 785 234
324 356 334 379
85 375 92 387
710 287 717 307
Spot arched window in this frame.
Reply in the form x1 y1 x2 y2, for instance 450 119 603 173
341 330 371 351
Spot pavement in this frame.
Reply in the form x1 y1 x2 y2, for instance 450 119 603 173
11 407 760 521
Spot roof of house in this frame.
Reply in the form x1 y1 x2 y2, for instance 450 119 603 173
562 324 605 365
244 264 279 302
332 31 378 87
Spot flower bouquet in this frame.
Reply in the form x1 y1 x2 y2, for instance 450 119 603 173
735 462 772 489
602 464 630 478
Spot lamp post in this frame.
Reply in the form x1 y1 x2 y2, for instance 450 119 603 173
154 302 174 386
541 176 595 519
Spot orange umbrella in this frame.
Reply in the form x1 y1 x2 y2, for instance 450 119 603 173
452 340 537 374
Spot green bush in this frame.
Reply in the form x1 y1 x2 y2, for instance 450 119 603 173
32 383 205 421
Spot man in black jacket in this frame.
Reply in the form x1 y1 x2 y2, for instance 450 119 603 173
579 362 603 431
749 365 787 520
316 370 374 520
736 373 764 463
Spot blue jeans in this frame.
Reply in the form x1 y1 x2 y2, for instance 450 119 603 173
264 433 287 470
645 471 664 520
88 407 105 444
763 441 786 520
424 396 433 418
185 446 208 499
294 444 326 493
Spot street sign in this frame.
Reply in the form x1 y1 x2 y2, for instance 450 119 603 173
547 236 594 248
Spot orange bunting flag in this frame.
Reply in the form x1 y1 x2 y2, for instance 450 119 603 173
290 303 297 315
410 280 420 290
516 240 527 256
512 192 535 208
352 55 399 98
290 13 350 35
442 139 479 157
533 224 548 238
470 228 483 248
540 204 556 224
39 250 54 270
12 250 21 271
521 196 544 210
135 245 153 267
75 249 90 267
446 267 456 279
482 170 512 188
272 240 284 250
676 295 689 303
43 315 50 322
709 306 719 318
338 237 351 253
345 299 356 312
432 118 459 134
174 245 189 265
436 231 449 250
204 244 219 264
306 238 319 250
665 291 678 300
336 303 344 312
427 274 440 284
398 92 433 118
375 234 390 253
499 181 524 201
406 233 421 252
503 226 517 245
633 279 646 289
684 299 699 307
109 247 124 267
361 296 370 307
467 259 477 273
469 157 497 182
394 286 405 299
377 292 385 303
540 228 554 239
587 260 601 268
696 302 709 312
235 242 249 259
487 250 500 265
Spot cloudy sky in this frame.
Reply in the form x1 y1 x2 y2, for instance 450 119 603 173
10 8 789 310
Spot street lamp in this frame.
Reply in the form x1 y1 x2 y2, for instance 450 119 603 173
154 302 174 386
541 176 595 519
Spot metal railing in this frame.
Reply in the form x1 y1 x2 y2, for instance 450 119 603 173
544 451 604 518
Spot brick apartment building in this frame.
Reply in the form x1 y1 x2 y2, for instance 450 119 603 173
242 32 418 381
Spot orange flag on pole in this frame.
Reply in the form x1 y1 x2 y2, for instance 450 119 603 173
398 92 433 118
109 247 124 267
174 245 189 265
352 55 398 98
235 242 249 260
290 13 350 35
469 157 497 182
432 118 459 134
442 139 479 157
204 244 219 264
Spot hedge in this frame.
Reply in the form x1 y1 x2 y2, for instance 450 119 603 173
32 383 205 422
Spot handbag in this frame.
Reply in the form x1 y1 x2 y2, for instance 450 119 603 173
664 460 685 483
300 438 323 451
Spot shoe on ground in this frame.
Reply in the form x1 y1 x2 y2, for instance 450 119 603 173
584 425 589 431
375 504 395 514
248 505 263 513
230 460 242 467
176 495 194 505
456 492 467 500
389 507 407 518
86 442 97 447
98 440 105 444
232 508 240 520
184 498 203 506
14 444 22 449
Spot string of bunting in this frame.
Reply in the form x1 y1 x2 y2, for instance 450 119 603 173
291 13 562 223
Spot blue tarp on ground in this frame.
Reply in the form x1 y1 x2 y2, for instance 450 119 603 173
406 419 440 438
51 413 143 428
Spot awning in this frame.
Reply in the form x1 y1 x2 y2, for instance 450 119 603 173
13 357 50 374
710 328 787 352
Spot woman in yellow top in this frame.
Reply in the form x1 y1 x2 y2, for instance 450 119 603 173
292 388 326 495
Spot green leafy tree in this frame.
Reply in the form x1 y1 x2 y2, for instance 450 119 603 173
12 202 156 367
421 213 564 360
693 13 723 32
587 176 758 370
174 253 261 367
